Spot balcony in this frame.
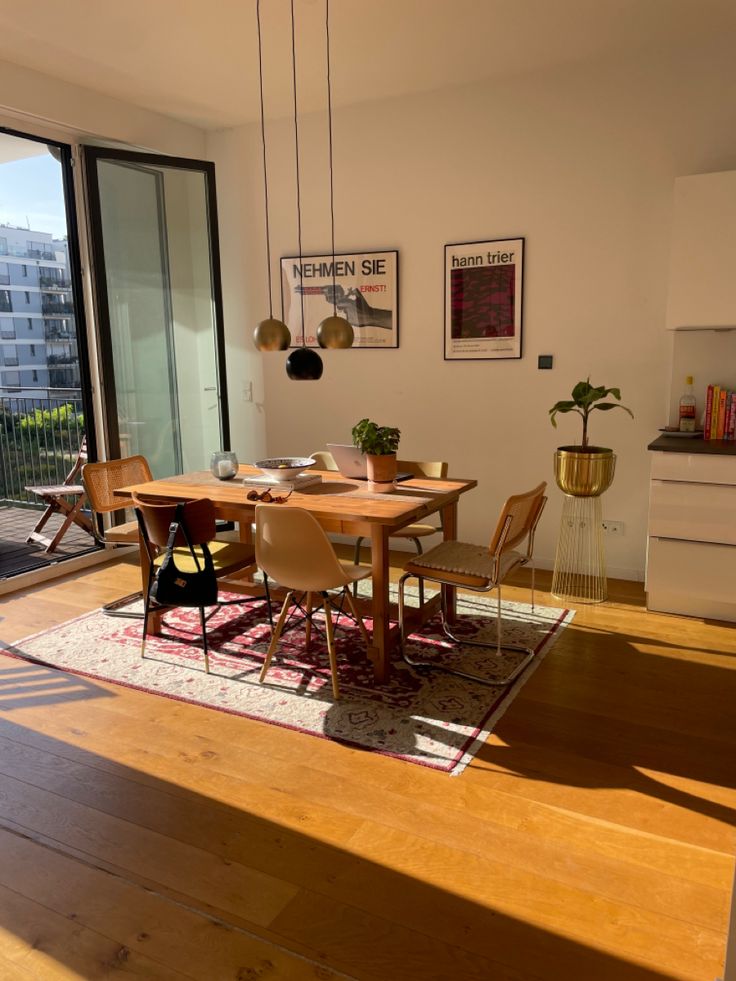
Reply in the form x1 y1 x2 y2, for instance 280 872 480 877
26 248 56 261
49 368 79 387
0 392 95 575
47 353 77 366
41 298 74 316
0 299 11 313
0 394 85 508
39 275 72 290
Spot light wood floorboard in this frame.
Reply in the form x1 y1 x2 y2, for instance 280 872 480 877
0 552 733 980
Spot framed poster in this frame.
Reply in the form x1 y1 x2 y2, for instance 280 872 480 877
281 250 399 349
444 238 524 360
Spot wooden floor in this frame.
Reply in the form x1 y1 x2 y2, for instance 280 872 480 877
0 552 733 980
0 504 96 578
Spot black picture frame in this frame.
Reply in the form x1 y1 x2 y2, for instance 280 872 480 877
444 237 524 361
280 249 399 349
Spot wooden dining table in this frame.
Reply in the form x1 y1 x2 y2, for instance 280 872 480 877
116 466 477 682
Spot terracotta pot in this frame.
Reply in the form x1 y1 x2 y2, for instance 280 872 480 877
367 453 397 486
554 446 616 497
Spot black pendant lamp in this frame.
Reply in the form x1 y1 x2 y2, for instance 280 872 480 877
253 0 290 353
285 0 324 380
316 0 353 350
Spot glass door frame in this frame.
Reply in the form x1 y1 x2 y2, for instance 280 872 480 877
0 124 98 462
82 145 231 462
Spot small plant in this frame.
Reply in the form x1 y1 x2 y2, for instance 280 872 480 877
549 379 633 449
351 418 401 456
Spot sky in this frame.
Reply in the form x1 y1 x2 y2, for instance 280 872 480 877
0 150 68 239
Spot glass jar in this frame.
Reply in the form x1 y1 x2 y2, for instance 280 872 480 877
210 450 238 480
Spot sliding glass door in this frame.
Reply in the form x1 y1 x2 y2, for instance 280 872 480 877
83 147 228 477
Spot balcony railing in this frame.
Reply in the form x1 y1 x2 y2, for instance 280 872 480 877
39 276 72 289
0 393 84 506
41 299 74 316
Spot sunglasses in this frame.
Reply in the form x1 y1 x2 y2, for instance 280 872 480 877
246 488 293 504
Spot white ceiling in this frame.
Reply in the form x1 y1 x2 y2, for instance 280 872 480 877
1 0 736 131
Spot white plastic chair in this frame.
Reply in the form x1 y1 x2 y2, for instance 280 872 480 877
255 504 371 698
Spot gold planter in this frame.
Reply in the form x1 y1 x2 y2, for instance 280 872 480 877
554 446 616 497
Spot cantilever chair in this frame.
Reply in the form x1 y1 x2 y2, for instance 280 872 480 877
398 482 547 687
134 496 259 674
25 436 93 553
255 504 371 699
353 459 449 601
82 455 153 617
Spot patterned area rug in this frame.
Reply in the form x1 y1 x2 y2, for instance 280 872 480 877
7 588 572 775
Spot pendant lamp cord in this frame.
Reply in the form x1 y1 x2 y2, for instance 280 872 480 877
290 0 307 347
256 0 273 319
325 0 338 317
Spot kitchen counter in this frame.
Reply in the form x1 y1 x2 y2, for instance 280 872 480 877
647 434 736 455
646 438 736 622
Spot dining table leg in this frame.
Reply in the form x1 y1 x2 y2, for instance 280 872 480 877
367 523 390 684
441 500 458 625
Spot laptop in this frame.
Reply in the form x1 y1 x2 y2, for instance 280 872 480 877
327 444 413 482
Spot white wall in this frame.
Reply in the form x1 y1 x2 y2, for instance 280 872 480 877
0 59 204 158
209 38 736 579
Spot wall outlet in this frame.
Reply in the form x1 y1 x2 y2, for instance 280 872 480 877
602 519 624 535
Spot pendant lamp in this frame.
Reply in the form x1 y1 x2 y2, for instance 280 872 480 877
284 0 324 380
316 0 354 350
253 0 290 352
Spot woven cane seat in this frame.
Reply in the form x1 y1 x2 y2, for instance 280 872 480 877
404 540 524 588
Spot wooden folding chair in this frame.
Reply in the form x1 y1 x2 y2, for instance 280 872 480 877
24 436 94 553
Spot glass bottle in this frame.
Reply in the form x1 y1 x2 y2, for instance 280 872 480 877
678 376 696 432
210 450 238 480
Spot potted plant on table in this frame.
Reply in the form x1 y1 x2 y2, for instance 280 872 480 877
351 417 401 491
549 379 633 496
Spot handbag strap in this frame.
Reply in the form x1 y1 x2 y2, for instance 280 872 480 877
169 502 211 573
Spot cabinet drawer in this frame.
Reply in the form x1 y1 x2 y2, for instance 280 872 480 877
649 479 736 544
647 536 736 620
650 451 736 485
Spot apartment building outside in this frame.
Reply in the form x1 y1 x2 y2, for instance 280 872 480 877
0 222 79 398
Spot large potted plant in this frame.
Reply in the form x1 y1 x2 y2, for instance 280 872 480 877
549 380 633 496
351 417 401 490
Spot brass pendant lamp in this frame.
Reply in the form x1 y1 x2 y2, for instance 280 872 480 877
316 0 353 350
254 0 351 374
253 0 290 352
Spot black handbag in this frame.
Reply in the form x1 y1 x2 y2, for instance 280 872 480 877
150 503 218 607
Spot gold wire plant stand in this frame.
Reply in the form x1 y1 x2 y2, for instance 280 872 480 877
551 494 607 603
551 448 616 604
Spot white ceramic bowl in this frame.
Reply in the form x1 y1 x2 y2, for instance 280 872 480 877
254 457 317 482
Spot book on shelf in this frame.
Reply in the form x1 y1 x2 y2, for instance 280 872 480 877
703 382 736 439
717 388 728 439
242 472 322 491
705 385 714 439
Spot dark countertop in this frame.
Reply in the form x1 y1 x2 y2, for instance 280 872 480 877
648 434 736 455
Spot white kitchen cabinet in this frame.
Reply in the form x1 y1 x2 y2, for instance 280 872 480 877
666 170 736 330
646 449 736 621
